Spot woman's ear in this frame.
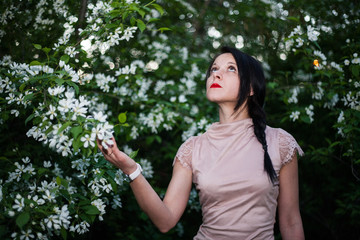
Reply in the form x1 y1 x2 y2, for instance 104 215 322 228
249 87 254 96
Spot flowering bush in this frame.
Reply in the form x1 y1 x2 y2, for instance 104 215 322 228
0 0 166 239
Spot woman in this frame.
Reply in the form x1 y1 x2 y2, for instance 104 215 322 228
97 46 305 240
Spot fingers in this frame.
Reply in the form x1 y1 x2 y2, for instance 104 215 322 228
96 136 117 157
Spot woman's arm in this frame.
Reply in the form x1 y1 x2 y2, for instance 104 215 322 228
278 154 305 240
97 138 192 233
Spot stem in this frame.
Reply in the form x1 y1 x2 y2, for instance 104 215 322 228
144 0 156 8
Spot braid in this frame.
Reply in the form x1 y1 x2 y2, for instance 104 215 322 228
248 98 277 184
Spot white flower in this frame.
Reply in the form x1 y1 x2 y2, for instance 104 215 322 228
58 205 71 228
72 101 87 120
91 198 106 220
6 93 15 104
13 196 25 212
59 60 65 68
344 59 350 65
290 111 300 121
65 46 78 57
43 161 52 168
42 190 55 203
44 215 61 230
178 95 187 103
8 210 15 217
130 126 139 139
93 111 107 122
80 133 96 148
139 159 153 178
20 229 34 240
70 221 90 234
25 164 36 175
288 87 300 104
58 98 74 113
337 111 345 123
10 109 19 117
305 105 314 123
32 195 45 206
112 195 122 209
22 157 31 164
121 26 137 41
101 137 114 150
295 37 304 47
307 25 320 42
46 105 57 120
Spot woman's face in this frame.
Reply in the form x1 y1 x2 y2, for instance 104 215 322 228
206 53 240 105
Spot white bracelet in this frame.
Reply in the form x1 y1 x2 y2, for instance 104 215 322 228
127 163 143 182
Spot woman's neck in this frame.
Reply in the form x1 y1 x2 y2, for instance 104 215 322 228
218 103 250 124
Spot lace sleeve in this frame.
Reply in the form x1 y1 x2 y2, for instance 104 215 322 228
278 129 304 166
173 136 195 170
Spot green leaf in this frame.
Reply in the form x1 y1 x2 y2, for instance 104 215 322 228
130 5 145 18
158 27 171 33
33 44 42 49
148 18 160 23
45 126 53 135
70 126 83 139
105 23 119 29
155 135 162 143
19 83 27 92
23 93 35 102
130 16 136 26
109 9 122 18
60 55 70 64
56 176 62 186
66 81 79 95
137 19 146 32
137 9 146 18
57 121 72 134
25 113 35 125
118 112 127 124
33 116 42 125
152 3 164 15
72 135 82 152
16 212 30 228
351 65 359 77
38 168 48 175
287 16 300 22
60 226 67 240
129 149 139 159
42 47 51 55
84 205 100 215
29 61 42 66
55 78 65 86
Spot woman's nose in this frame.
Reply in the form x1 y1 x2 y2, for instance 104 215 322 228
214 70 222 80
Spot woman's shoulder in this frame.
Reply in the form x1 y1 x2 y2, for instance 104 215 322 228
266 125 295 140
266 125 304 164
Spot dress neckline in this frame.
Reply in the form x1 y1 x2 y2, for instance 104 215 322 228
207 118 254 138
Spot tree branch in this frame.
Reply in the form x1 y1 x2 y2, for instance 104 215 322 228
76 0 88 40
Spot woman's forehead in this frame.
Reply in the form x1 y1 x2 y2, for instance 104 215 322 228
213 53 235 65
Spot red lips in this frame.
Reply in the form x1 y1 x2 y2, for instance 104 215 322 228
210 83 222 88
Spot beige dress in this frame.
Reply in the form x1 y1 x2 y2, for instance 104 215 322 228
174 118 303 240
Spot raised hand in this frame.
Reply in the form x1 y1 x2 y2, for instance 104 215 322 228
97 137 137 175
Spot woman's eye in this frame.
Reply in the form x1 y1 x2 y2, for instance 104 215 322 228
210 67 218 73
228 66 236 72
